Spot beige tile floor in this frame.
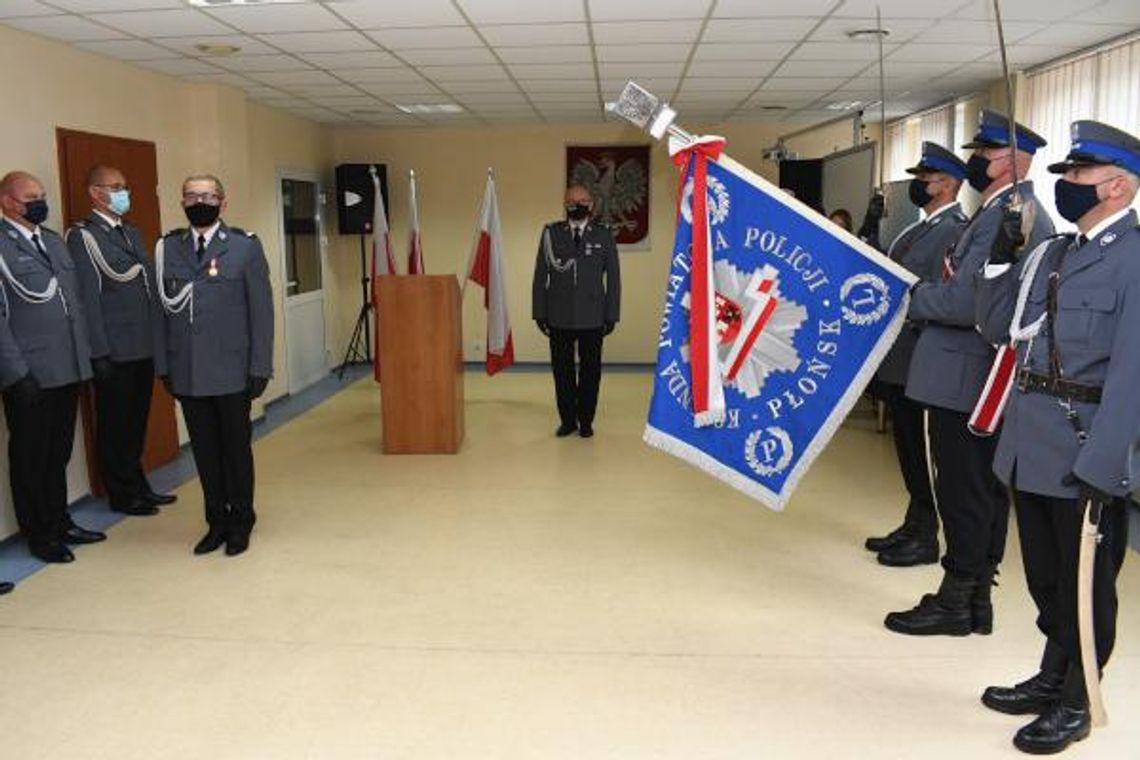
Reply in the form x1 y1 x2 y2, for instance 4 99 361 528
0 371 1136 760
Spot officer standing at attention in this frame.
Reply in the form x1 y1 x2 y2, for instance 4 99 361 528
532 183 621 438
156 174 273 556
884 111 1054 637
866 142 970 567
66 165 175 517
0 171 104 564
975 120 1139 755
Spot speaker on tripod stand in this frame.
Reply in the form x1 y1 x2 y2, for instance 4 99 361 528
334 163 388 378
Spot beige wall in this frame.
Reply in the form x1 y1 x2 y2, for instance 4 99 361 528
0 25 327 537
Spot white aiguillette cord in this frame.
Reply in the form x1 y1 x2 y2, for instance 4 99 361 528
154 237 194 323
67 227 149 297
0 237 67 315
542 224 577 286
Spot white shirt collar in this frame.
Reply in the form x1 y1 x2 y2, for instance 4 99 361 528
923 200 960 222
1083 207 1132 243
2 216 41 244
982 183 1014 209
93 209 121 229
191 221 222 248
568 218 588 233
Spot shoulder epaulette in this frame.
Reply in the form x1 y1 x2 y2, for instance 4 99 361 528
228 226 256 238
163 228 187 238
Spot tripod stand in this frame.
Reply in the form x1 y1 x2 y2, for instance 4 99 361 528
337 235 371 379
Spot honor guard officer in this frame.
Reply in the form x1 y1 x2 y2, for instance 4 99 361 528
866 142 970 567
67 165 175 518
0 171 104 564
885 111 1054 637
531 183 621 438
156 174 273 557
975 120 1140 755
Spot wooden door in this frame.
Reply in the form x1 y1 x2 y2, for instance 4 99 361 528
56 128 179 495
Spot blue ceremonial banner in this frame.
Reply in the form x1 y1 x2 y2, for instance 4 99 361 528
645 151 917 510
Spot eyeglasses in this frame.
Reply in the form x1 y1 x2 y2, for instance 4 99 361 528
182 192 222 205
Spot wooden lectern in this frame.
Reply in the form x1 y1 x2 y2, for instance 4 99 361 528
376 275 465 453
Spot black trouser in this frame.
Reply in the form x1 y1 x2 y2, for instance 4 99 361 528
2 383 79 551
179 392 255 537
549 327 604 428
94 358 155 507
1013 487 1129 703
928 406 1009 577
883 382 937 540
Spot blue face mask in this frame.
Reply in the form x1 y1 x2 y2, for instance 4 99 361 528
108 189 131 216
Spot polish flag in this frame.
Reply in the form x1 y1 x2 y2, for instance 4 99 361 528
369 165 396 382
464 171 514 375
407 169 425 274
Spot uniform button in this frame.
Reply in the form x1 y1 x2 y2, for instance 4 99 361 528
1122 479 1130 487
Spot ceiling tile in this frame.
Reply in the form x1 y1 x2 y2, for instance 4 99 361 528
598 76 679 92
204 4 348 34
91 9 232 37
787 40 901 62
257 31 377 53
0 1 63 18
458 0 584 24
588 0 710 21
691 42 797 61
418 64 509 81
183 71 260 87
299 51 400 69
399 47 497 66
886 42 997 62
306 95 390 109
597 61 685 79
340 68 433 85
496 45 592 64
714 0 837 16
913 18 1046 44
591 19 703 44
702 18 818 43
518 78 599 93
441 79 524 92
951 0 1103 22
160 35 276 56
686 60 778 78
280 83 364 98
76 39 173 60
251 69 343 87
45 0 184 9
775 59 872 77
507 63 596 80
973 44 1072 68
812 17 936 43
678 76 765 91
526 93 599 105
360 85 445 99
1083 0 1140 25
744 90 821 106
1016 23 1126 49
138 58 226 76
458 93 531 106
365 26 481 49
324 0 465 28
833 0 959 18
479 23 588 46
764 75 857 90
3 14 127 41
213 54 312 73
594 43 693 62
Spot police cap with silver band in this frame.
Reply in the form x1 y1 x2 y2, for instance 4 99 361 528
1047 119 1140 175
961 108 1046 154
905 141 968 180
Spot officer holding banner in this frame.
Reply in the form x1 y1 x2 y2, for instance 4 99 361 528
865 142 969 568
884 111 1054 637
975 120 1138 755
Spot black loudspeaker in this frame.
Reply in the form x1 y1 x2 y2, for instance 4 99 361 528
778 159 824 215
335 163 388 235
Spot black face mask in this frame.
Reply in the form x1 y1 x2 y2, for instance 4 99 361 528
908 178 933 208
1054 178 1101 224
966 154 992 193
566 203 591 221
184 202 221 228
22 199 49 226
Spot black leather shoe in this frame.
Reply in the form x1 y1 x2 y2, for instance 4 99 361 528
112 499 159 517
983 671 1064 716
193 531 226 555
555 423 577 437
61 525 107 545
141 489 176 506
0 581 13 596
877 536 939 567
884 573 975 636
225 532 250 556
579 424 594 438
31 542 75 564
865 523 910 553
1013 704 1090 754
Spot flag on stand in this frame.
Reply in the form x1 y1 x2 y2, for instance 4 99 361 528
464 171 514 375
369 164 396 382
407 169 425 274
645 135 917 510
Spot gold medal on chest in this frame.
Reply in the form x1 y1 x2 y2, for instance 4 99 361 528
208 257 218 277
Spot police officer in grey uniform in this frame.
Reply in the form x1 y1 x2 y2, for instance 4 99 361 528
866 143 970 567
885 111 1054 637
532 183 621 438
0 171 104 564
975 121 1139 755
67 165 174 517
156 174 273 556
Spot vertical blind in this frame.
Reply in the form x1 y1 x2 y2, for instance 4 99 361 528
883 103 955 181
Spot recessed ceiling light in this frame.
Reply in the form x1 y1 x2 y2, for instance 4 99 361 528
826 99 882 111
846 28 890 40
395 103 463 114
194 43 240 56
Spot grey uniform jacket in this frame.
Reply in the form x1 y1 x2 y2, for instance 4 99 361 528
876 203 970 386
976 210 1140 499
531 221 621 330
157 223 273 398
0 219 94 389
905 183 1054 412
66 213 165 373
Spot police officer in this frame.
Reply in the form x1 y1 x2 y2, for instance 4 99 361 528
0 170 104 564
975 120 1138 755
531 183 621 438
156 174 273 556
66 165 174 517
884 111 1054 636
866 143 970 567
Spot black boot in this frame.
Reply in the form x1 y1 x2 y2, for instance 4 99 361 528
1012 703 1090 754
865 522 911 553
884 572 975 636
971 564 997 635
982 671 1064 715
877 535 939 567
